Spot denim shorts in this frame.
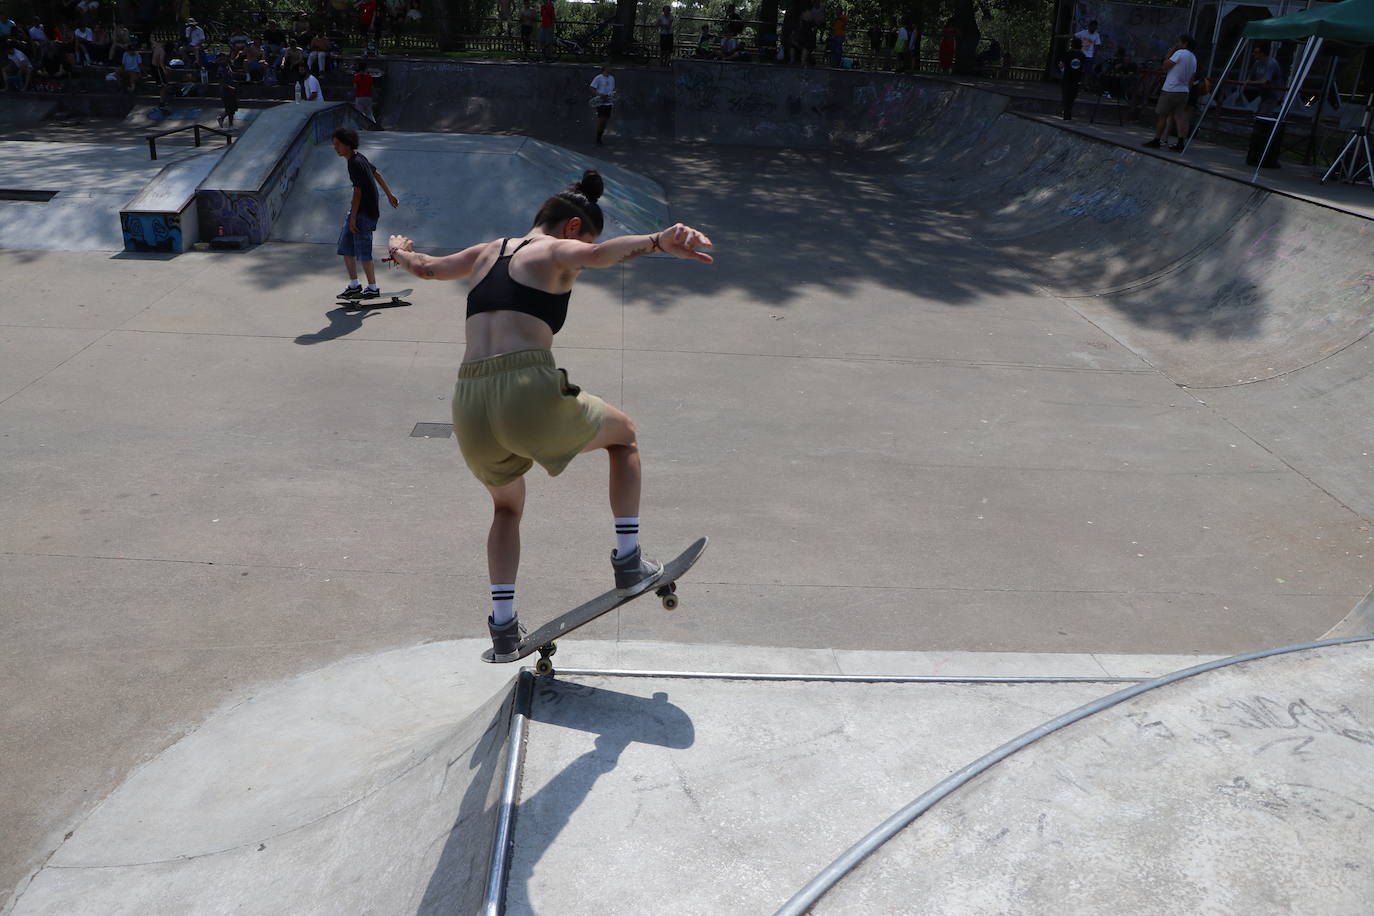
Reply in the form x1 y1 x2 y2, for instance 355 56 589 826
337 212 377 260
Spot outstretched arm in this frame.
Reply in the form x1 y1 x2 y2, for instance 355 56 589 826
388 235 487 281
552 222 714 270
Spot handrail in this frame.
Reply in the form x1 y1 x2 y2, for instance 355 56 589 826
146 123 235 161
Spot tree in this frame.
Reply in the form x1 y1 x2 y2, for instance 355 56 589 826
612 0 636 55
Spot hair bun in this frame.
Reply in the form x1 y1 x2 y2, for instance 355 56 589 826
573 169 604 205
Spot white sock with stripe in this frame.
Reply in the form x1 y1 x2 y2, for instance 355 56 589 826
490 584 515 626
614 517 640 558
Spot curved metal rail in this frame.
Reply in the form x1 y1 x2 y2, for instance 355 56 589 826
774 634 1374 916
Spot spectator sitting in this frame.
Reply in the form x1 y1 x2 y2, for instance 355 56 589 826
308 31 330 74
73 22 94 65
4 40 35 90
36 37 69 78
109 25 131 64
1 16 17 41
29 21 48 45
242 40 265 81
282 42 306 76
696 24 716 59
77 0 99 26
182 18 205 65
91 23 111 63
118 41 142 91
262 20 287 70
720 31 742 60
1242 44 1282 114
1100 50 1137 99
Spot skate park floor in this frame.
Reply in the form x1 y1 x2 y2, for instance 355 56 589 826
3 95 1374 912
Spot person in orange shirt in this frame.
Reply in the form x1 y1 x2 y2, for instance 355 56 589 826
829 9 846 67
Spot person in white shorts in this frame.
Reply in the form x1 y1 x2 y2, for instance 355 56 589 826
590 64 615 145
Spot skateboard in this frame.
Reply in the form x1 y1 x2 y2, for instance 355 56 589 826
481 536 708 677
336 288 413 309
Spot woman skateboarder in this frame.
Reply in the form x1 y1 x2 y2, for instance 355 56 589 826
386 170 713 660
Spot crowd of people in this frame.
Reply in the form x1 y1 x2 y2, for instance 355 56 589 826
1 2 422 95
1 1 1029 96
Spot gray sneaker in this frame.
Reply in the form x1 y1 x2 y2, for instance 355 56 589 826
488 615 526 662
611 545 663 595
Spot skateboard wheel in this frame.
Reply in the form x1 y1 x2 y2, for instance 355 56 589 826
661 593 679 611
535 657 555 677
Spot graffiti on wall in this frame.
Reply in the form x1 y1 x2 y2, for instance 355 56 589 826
122 211 184 252
1072 1 1192 63
197 104 359 244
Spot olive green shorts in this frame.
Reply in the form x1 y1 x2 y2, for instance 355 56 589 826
451 349 607 488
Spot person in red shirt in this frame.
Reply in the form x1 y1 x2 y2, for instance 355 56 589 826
357 0 377 35
352 61 377 124
538 0 555 57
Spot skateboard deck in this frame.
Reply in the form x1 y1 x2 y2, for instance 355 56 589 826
336 288 413 309
481 536 708 676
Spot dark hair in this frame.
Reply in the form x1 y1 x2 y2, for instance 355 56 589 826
332 127 359 150
533 169 605 236
1179 34 1195 48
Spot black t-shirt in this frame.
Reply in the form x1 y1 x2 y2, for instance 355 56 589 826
347 151 380 220
1060 50 1085 85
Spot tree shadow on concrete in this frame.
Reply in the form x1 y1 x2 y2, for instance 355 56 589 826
235 140 1040 317
618 141 1038 312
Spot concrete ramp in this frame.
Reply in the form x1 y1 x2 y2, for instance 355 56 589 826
8 643 520 915
270 132 669 251
887 85 1374 390
803 638 1374 915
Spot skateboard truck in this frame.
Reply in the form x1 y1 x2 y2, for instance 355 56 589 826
532 581 680 678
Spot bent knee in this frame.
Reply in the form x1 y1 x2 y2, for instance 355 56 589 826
602 411 637 447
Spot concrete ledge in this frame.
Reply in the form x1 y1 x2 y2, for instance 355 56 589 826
196 101 364 244
120 149 227 253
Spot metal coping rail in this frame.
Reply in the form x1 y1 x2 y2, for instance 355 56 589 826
482 669 534 916
539 668 1145 685
773 634 1374 916
474 664 1144 912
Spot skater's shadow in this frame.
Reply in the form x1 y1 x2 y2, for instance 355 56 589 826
293 305 379 344
419 680 694 914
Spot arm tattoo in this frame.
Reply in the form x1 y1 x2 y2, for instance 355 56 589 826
619 244 651 263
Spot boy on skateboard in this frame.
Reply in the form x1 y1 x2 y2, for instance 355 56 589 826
331 127 398 300
386 170 712 660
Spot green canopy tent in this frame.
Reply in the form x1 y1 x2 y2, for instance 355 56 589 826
1246 0 1374 43
1185 0 1374 182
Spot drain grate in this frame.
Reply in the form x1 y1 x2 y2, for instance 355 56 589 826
411 422 453 438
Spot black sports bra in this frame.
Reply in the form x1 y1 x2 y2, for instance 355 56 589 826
465 238 571 334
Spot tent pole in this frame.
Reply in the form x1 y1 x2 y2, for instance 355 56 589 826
1253 35 1323 181
1183 36 1247 154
